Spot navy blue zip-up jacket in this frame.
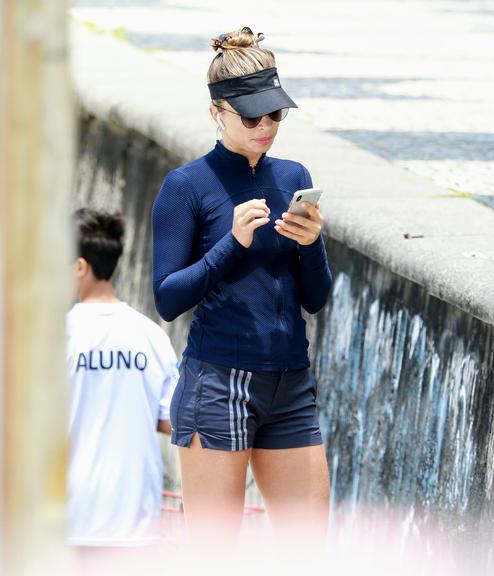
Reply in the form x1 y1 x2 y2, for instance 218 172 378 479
152 141 332 371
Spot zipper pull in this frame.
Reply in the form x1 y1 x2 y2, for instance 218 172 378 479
251 165 256 179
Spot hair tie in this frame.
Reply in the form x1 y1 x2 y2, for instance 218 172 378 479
211 33 231 52
211 28 265 52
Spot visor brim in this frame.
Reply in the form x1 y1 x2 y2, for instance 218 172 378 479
226 87 297 118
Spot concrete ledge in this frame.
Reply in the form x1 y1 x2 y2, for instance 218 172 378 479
70 24 494 326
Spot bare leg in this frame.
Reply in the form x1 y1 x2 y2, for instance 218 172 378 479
178 433 251 547
250 444 330 549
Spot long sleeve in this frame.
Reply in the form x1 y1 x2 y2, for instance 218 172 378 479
296 164 333 314
152 169 247 322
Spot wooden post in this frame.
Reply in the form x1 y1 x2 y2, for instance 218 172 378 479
0 1 74 573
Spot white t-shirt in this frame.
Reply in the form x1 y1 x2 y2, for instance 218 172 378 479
66 302 178 546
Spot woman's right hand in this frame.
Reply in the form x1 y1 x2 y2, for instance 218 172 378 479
232 199 270 248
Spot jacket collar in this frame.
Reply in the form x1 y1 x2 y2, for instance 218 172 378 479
213 140 266 174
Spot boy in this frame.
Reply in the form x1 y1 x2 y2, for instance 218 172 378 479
66 207 178 549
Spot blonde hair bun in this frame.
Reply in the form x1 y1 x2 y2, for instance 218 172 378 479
208 27 275 86
211 27 265 52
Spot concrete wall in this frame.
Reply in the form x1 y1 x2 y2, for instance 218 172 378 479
313 240 494 524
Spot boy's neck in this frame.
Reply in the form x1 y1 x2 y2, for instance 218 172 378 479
79 280 121 304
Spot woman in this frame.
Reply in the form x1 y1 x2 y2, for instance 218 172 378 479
152 27 332 545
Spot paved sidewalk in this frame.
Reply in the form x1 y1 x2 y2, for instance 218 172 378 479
70 0 494 203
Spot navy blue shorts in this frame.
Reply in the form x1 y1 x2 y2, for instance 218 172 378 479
170 356 323 451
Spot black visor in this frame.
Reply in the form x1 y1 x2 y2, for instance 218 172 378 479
208 67 297 117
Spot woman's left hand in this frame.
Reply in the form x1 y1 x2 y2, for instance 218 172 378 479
274 202 323 246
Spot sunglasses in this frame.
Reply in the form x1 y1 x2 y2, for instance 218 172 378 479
216 106 289 129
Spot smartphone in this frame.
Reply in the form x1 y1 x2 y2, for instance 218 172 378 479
287 187 323 216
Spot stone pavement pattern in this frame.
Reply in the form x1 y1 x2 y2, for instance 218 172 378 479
70 0 494 202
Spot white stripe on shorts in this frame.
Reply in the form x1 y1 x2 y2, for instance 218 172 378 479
241 372 252 451
235 370 245 450
229 369 237 451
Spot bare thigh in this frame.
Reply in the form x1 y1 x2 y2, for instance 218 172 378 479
250 444 330 546
178 433 251 545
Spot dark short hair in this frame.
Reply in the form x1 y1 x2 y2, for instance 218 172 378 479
74 208 125 280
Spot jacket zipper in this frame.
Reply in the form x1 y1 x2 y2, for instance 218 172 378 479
251 162 287 367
